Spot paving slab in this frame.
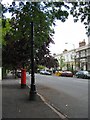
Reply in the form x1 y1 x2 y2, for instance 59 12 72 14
2 78 62 119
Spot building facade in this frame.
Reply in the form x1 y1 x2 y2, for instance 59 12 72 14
53 40 90 72
53 49 76 71
76 43 90 71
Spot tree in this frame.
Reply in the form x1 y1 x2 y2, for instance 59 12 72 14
69 2 90 36
2 1 70 70
42 55 59 69
0 19 2 45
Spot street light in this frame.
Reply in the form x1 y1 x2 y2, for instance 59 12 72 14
65 42 76 72
29 22 37 100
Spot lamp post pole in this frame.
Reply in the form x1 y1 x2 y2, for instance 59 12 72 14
65 42 76 72
72 44 76 72
29 22 37 100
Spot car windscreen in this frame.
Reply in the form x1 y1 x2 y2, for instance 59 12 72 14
83 71 88 74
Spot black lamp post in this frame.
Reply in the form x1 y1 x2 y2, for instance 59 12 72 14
29 22 37 100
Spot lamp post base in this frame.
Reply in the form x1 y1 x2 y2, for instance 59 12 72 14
29 84 37 100
21 84 26 88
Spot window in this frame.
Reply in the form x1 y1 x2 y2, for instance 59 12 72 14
81 50 85 57
76 52 79 58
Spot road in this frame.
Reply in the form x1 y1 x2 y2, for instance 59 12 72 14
26 73 88 118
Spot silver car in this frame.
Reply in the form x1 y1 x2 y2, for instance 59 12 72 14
75 71 90 79
40 70 51 75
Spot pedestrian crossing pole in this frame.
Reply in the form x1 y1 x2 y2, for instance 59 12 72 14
29 22 37 100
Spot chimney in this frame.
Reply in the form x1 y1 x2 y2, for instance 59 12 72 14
79 39 86 47
63 49 68 53
53 53 56 57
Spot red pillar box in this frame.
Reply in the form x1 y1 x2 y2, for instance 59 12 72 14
21 69 26 88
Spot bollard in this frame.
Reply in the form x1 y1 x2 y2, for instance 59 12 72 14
21 69 26 88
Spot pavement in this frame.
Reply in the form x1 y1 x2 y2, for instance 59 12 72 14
2 74 66 119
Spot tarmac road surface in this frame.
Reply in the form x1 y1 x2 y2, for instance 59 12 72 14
26 73 88 118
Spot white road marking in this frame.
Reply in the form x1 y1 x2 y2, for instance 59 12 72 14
27 85 68 120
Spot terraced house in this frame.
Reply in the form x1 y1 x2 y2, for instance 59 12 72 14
53 48 76 72
53 40 90 72
76 40 90 71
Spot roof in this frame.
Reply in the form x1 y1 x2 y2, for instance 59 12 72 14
76 44 90 52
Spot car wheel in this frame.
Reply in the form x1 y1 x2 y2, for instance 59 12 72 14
76 76 79 78
83 75 86 79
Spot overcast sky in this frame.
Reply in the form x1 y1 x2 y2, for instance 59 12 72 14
49 15 88 55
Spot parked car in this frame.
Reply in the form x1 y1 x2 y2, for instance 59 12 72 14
55 71 62 76
16 71 21 78
61 71 73 77
40 70 51 75
75 70 90 79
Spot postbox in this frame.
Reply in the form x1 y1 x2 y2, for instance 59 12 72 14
21 69 26 88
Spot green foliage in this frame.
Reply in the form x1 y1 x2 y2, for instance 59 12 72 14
2 1 90 70
37 65 45 70
2 18 12 45
0 19 2 45
70 2 90 36
8 2 55 49
2 1 70 69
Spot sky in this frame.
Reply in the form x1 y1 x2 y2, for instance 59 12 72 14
49 15 88 55
2 0 88 55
